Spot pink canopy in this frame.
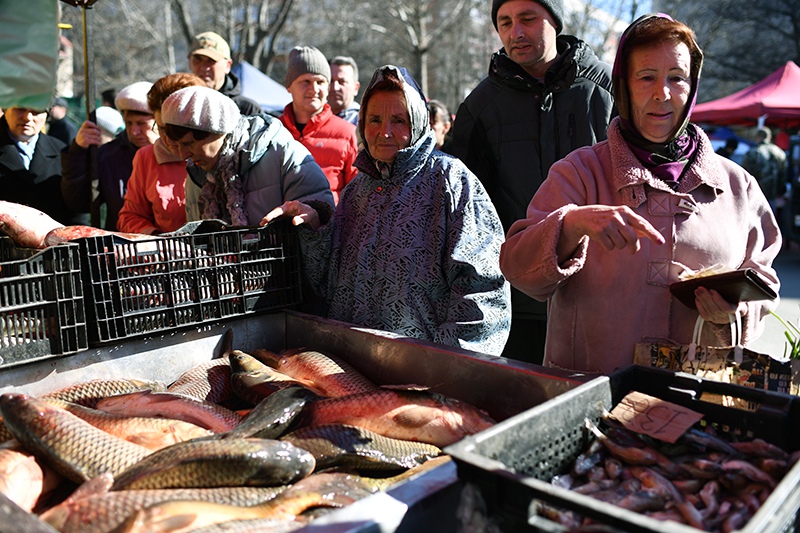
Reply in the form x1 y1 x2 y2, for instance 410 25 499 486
691 61 800 129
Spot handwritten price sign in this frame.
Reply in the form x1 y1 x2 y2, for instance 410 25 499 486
609 392 704 443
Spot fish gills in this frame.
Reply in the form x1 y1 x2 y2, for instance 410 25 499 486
282 423 441 471
111 438 315 490
0 393 151 484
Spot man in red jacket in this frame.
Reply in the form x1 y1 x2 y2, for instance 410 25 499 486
280 46 358 204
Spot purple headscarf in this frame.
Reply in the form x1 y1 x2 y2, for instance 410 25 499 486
612 14 704 188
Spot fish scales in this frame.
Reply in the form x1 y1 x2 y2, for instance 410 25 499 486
229 351 325 404
222 386 319 441
251 348 379 397
41 378 167 408
0 393 151 484
44 399 213 450
281 423 441 471
304 388 495 447
96 390 243 433
42 477 286 533
111 438 315 490
168 358 235 406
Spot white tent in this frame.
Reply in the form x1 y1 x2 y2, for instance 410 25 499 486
231 61 291 115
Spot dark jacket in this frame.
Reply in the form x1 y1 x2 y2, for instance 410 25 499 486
46 116 79 146
450 35 615 318
220 72 263 116
0 115 74 224
61 131 139 230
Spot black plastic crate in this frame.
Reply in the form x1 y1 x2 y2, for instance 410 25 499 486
446 365 800 533
79 219 302 345
0 238 87 367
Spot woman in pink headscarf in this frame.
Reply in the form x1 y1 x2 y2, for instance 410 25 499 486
499 14 781 375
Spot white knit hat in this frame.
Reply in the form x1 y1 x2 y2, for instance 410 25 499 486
94 106 125 136
114 81 154 114
161 86 241 134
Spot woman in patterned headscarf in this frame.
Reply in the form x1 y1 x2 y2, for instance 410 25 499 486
264 65 510 356
499 14 781 375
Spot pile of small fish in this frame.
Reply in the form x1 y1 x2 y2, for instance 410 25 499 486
537 416 800 531
0 335 494 532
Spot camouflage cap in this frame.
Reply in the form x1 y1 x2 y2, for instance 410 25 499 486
189 31 231 62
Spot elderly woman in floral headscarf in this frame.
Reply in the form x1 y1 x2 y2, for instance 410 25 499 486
161 85 333 226
264 65 510 356
499 14 781 375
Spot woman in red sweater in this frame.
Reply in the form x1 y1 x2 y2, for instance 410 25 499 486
117 73 204 234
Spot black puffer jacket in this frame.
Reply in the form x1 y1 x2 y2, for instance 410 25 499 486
451 35 615 318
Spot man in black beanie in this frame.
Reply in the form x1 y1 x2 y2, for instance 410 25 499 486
450 0 615 365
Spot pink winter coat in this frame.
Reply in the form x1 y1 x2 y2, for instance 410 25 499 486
280 103 358 204
117 139 187 234
500 118 781 375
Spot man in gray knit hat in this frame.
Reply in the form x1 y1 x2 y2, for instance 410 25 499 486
279 46 358 204
449 0 616 365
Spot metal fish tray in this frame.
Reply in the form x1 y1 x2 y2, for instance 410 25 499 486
445 365 800 533
1 310 584 532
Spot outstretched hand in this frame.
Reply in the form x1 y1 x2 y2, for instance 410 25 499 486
560 205 665 259
261 200 321 230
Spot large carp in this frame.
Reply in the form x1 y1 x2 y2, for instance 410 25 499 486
0 393 152 484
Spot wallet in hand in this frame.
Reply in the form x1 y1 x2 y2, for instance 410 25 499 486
669 268 777 309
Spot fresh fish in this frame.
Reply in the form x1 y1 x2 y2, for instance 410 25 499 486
681 427 741 456
113 472 372 533
43 225 153 246
571 478 618 495
361 454 453 492
730 438 790 461
755 457 790 479
0 490 60 533
168 358 235 407
229 350 325 404
221 386 319 441
720 459 776 488
42 378 168 409
304 387 495 447
281 423 441 472
0 440 48 512
44 399 213 450
0 200 64 249
0 393 152 483
111 438 315 490
628 466 704 529
96 390 243 433
0 420 12 444
252 348 379 397
40 473 286 533
604 457 623 479
572 438 604 476
584 419 686 478
180 517 305 533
